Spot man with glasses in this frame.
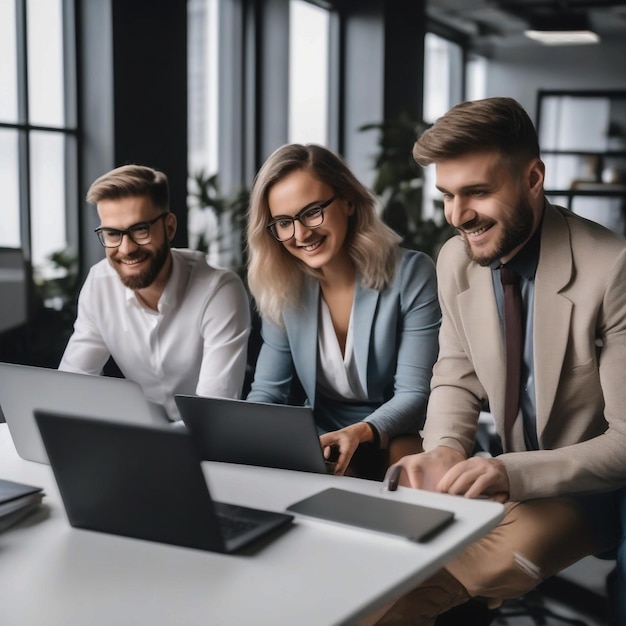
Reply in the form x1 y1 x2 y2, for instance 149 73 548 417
59 164 250 420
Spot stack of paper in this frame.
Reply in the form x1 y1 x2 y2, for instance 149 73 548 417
0 478 44 532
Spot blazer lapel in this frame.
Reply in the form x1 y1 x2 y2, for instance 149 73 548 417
352 279 380 396
457 265 505 422
284 278 320 405
533 205 573 437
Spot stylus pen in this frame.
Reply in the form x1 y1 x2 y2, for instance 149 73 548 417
381 465 402 492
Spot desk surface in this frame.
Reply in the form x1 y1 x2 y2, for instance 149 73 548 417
0 424 503 626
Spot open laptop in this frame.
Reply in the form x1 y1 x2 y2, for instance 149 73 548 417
0 362 169 464
34 410 294 553
175 395 330 474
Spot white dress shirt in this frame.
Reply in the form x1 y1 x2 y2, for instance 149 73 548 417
59 248 250 420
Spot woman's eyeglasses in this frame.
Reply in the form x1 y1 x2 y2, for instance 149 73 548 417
267 196 336 242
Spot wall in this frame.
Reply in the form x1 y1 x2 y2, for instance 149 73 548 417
484 39 626 122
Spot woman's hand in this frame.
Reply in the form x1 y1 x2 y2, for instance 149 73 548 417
319 422 375 475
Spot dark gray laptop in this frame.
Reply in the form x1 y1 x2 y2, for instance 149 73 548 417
34 410 293 553
174 395 329 474
0 362 169 464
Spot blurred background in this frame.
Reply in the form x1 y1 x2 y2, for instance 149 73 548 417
1 0 625 366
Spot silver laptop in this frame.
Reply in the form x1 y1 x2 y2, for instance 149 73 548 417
34 410 293 553
0 362 169 464
175 395 331 474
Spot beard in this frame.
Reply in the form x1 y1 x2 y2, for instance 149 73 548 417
115 239 170 290
463 195 535 267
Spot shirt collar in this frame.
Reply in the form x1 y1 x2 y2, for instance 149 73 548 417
156 251 181 312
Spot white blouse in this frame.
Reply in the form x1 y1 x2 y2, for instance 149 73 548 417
316 296 367 402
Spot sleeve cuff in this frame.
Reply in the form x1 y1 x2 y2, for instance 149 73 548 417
366 421 381 449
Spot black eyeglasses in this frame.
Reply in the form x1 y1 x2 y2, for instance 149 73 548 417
267 196 336 242
94 213 169 248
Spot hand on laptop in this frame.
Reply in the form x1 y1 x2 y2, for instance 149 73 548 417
319 422 376 475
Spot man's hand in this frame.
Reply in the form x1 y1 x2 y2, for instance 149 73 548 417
437 455 510 502
319 422 373 475
386 446 510 502
387 446 465 491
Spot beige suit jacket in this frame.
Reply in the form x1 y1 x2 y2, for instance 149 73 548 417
423 201 626 501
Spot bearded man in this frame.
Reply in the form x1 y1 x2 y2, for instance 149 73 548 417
366 97 626 626
59 164 250 420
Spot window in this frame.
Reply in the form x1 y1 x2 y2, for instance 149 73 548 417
466 53 487 103
0 0 20 249
288 0 330 145
187 0 221 265
422 33 463 220
423 33 463 125
188 0 219 178
0 0 78 272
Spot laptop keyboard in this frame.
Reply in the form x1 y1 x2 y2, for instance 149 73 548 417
217 513 259 540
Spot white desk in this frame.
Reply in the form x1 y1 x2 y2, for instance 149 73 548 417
0 424 503 626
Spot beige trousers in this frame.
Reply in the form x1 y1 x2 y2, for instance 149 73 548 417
366 496 616 625
448 497 606 604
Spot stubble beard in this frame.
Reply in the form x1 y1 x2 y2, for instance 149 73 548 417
464 196 535 267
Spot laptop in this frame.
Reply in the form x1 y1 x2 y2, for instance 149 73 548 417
175 395 329 474
34 410 294 553
0 362 170 464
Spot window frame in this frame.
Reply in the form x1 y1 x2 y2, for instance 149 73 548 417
0 0 79 266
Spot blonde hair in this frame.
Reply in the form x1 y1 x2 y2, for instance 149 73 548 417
246 143 401 325
86 164 169 211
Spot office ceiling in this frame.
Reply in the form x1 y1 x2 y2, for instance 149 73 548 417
426 0 626 52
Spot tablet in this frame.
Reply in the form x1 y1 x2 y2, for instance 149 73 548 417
286 488 455 542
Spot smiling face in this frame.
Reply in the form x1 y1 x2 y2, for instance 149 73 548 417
436 150 544 266
267 169 354 274
97 195 176 291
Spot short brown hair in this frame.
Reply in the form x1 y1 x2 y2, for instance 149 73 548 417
86 164 169 211
413 97 540 169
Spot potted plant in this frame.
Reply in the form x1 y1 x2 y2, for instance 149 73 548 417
360 111 454 260
187 170 250 274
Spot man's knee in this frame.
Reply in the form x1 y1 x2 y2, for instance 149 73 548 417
447 499 597 601
450 547 541 601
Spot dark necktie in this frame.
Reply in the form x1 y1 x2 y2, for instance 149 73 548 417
500 265 523 449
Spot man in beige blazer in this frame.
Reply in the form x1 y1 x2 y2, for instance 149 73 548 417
368 97 626 625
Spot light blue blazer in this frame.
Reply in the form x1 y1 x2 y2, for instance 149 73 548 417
247 248 441 447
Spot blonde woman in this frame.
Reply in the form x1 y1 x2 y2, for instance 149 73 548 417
246 144 440 479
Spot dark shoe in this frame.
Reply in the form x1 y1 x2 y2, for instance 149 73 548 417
435 598 494 625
